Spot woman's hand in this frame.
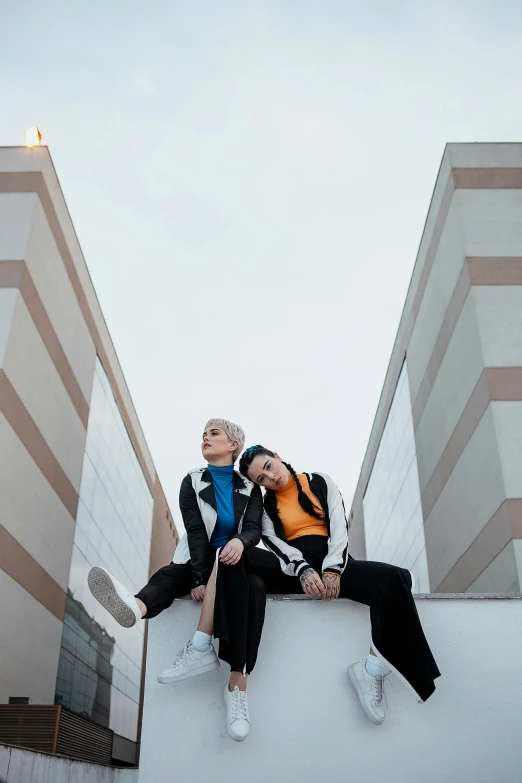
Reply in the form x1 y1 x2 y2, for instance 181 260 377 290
220 538 244 566
191 585 206 602
299 567 327 598
322 572 341 600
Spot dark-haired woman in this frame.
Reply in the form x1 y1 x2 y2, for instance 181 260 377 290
238 445 440 725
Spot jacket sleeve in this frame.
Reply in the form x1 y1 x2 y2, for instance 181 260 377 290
261 510 311 578
233 484 263 549
316 472 349 576
179 474 211 587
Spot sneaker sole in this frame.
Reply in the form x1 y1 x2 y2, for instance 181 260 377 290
88 567 137 628
157 659 220 684
347 666 384 726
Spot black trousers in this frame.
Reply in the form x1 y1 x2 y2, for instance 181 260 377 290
134 553 265 675
247 537 441 702
135 562 196 617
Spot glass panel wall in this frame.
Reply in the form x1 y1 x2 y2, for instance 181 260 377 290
55 358 154 742
363 361 430 592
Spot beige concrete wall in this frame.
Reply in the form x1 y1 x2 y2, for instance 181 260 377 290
149 479 178 577
3 294 87 491
350 144 522 594
466 541 520 593
0 412 76 591
350 155 455 511
0 193 36 260
414 294 484 492
472 286 522 367
0 148 157 490
424 407 506 590
456 190 522 257
407 200 465 404
491 402 522 499
34 154 156 482
0 570 63 704
513 540 522 587
0 289 17 365
25 199 97 403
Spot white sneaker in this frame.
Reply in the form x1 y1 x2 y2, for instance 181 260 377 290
347 660 386 725
87 567 142 628
224 685 250 742
157 641 220 683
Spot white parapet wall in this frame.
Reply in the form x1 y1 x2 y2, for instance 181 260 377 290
139 595 522 783
0 744 138 783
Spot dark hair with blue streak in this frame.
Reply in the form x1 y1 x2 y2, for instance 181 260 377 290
239 445 323 522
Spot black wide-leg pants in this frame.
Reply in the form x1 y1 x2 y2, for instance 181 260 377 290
213 556 266 675
134 552 266 676
247 537 441 702
135 562 196 617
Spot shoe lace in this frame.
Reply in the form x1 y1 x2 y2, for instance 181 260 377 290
231 688 248 721
172 641 192 666
373 675 384 705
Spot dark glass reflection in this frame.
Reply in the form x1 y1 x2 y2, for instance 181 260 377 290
55 359 153 741
55 591 115 727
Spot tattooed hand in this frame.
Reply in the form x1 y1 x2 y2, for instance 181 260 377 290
322 572 341 600
299 567 326 598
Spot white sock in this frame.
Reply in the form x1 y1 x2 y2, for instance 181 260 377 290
192 631 212 652
365 653 392 678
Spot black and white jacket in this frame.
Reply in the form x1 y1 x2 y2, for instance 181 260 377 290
262 472 349 578
172 467 263 587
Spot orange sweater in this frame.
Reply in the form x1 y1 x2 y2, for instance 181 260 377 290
275 474 328 541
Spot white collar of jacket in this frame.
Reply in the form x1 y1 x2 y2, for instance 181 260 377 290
172 467 255 564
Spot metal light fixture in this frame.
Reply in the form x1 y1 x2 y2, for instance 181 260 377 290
25 127 42 148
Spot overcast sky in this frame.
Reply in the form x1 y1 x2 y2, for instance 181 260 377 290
2 1 522 533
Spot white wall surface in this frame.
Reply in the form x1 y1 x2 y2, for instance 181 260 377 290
414 293 484 491
447 142 522 169
0 744 138 783
407 199 465 403
140 596 522 783
24 198 97 403
3 294 87 490
0 289 17 367
491 401 522 498
0 147 156 483
466 541 519 593
0 572 63 705
423 406 505 589
513 540 522 584
457 190 522 257
0 194 36 260
0 412 75 591
472 286 522 368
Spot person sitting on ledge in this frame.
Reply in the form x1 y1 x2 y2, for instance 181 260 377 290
238 444 441 725
88 419 264 742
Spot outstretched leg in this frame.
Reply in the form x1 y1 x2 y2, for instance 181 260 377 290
88 562 193 627
341 559 440 723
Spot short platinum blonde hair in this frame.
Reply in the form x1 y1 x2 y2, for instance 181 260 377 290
205 419 245 462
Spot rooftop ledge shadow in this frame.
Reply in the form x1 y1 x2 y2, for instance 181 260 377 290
140 595 522 783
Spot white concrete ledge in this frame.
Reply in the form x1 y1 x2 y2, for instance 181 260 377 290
140 597 522 783
0 743 137 783
177 592 522 600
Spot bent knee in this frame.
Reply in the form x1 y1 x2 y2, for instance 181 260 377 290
385 564 412 592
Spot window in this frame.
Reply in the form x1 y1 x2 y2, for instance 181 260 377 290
363 361 430 592
55 359 154 742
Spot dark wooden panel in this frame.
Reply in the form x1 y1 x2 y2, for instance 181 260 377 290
0 705 58 753
56 708 112 766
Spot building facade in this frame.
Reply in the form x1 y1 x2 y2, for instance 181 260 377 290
349 143 522 594
0 146 178 765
